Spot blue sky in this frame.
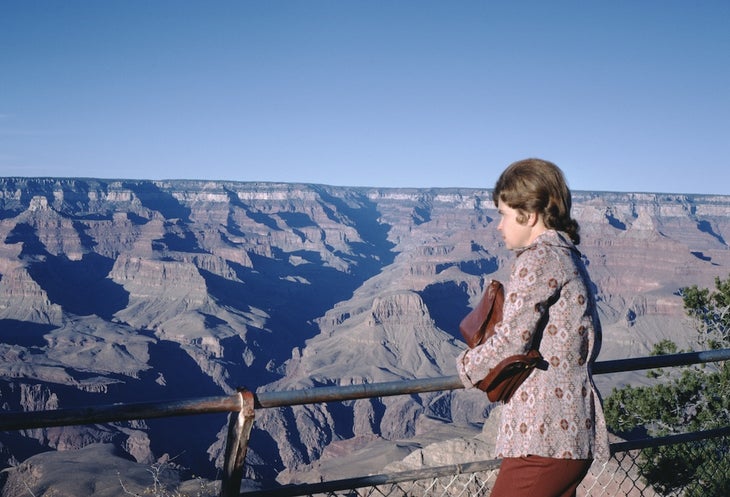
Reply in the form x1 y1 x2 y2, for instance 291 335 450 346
1 1 729 194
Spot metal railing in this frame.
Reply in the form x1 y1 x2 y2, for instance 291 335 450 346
1 348 730 496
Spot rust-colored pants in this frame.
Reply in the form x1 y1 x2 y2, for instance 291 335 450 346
490 455 592 497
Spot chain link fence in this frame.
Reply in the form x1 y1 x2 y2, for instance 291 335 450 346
244 427 730 497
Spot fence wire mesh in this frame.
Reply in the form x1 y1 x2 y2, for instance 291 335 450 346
245 429 730 497
345 471 497 497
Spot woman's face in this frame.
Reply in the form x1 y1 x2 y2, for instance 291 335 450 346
496 200 537 250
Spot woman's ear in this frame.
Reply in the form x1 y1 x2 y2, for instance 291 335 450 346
526 211 540 227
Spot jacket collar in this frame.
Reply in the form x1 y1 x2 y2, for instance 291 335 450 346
515 229 580 256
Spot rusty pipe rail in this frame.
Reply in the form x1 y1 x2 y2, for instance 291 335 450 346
2 348 730 431
253 347 730 409
0 393 242 431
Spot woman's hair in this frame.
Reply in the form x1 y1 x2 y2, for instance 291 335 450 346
492 158 581 245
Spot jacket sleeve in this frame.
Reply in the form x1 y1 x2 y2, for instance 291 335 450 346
456 244 561 388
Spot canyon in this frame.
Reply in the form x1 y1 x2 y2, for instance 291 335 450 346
0 178 728 493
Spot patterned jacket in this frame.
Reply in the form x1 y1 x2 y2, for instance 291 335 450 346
456 230 610 461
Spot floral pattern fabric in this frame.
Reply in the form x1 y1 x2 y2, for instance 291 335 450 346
456 230 610 461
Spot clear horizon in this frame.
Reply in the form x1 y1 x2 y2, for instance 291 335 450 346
1 1 729 195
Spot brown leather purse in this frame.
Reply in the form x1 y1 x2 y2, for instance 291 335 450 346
459 280 543 403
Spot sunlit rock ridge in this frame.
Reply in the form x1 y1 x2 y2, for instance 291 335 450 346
0 178 728 489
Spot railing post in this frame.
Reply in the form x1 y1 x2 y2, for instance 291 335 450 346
220 388 255 497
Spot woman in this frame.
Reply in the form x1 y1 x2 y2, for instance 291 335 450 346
456 158 610 497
